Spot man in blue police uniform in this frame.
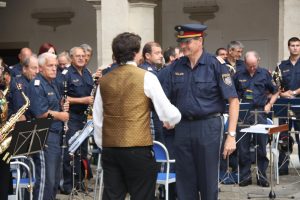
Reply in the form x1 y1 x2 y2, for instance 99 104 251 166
160 23 239 200
8 55 39 120
234 51 279 187
277 37 300 175
28 52 69 200
58 46 94 194
9 47 32 78
225 41 246 76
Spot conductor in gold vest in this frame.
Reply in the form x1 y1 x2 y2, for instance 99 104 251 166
93 32 182 200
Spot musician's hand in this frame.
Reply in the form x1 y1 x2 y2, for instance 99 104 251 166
223 135 236 159
84 96 94 105
264 103 272 113
93 68 103 80
163 122 174 129
61 112 69 122
63 100 69 112
280 90 294 98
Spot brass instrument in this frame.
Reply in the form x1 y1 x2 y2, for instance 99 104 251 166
0 83 30 163
272 64 283 90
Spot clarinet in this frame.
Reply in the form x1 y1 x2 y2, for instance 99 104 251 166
61 81 68 148
85 77 99 118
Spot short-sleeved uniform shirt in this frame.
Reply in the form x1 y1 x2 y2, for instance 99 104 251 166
161 51 238 118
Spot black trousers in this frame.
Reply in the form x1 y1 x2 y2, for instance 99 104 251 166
101 146 159 200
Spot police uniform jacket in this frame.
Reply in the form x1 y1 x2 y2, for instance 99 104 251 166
28 73 63 133
234 67 278 108
161 51 238 119
279 58 300 94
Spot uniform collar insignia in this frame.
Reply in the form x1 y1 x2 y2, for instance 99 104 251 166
34 80 40 86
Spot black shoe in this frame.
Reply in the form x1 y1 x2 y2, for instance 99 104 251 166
279 170 289 176
239 179 252 187
257 180 269 187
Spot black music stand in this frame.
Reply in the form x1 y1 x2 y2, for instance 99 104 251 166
1 118 52 163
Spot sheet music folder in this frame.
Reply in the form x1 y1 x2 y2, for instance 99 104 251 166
240 124 289 135
7 117 52 157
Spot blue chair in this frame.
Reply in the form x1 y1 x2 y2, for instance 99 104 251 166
153 141 176 200
10 155 35 200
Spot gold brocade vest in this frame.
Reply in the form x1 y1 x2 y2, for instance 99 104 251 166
99 64 152 147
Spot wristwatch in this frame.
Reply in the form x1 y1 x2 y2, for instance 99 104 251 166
293 90 297 96
228 131 236 137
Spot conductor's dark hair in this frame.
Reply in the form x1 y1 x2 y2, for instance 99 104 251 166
112 32 141 65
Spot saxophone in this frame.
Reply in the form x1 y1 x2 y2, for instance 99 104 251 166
0 83 30 163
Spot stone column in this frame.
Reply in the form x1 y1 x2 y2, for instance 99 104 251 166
278 0 300 60
86 0 102 67
128 0 157 46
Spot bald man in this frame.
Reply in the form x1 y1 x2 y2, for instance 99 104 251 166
234 51 279 187
9 47 32 78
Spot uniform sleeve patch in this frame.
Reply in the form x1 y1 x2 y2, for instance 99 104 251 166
34 80 40 86
222 73 232 86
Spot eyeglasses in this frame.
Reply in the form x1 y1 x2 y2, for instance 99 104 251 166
74 55 86 58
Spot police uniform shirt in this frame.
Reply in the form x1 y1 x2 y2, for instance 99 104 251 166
9 63 22 78
161 51 238 118
234 67 278 107
7 75 31 118
28 73 63 133
57 65 93 116
140 61 159 76
279 58 300 92
225 59 246 75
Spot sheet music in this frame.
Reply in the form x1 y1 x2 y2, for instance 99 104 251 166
240 124 276 134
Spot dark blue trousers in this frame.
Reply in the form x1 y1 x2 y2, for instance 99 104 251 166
175 117 222 200
33 132 62 200
237 112 269 182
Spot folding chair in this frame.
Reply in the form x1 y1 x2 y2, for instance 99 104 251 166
10 155 35 200
153 141 176 200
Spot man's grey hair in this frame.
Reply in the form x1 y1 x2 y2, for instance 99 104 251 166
23 54 38 68
227 41 244 50
80 44 93 53
38 52 57 67
244 51 260 62
69 47 85 58
58 51 71 62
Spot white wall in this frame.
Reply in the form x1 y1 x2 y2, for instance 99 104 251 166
161 0 279 69
0 0 98 71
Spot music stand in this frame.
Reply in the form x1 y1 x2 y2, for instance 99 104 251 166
245 124 294 199
1 118 52 163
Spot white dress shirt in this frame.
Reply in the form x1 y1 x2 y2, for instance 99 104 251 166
93 61 181 148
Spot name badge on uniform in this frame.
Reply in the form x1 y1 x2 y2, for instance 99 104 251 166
175 72 184 76
72 79 79 83
239 79 247 82
147 67 153 71
48 92 54 96
222 73 232 86
34 80 40 86
283 69 290 73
